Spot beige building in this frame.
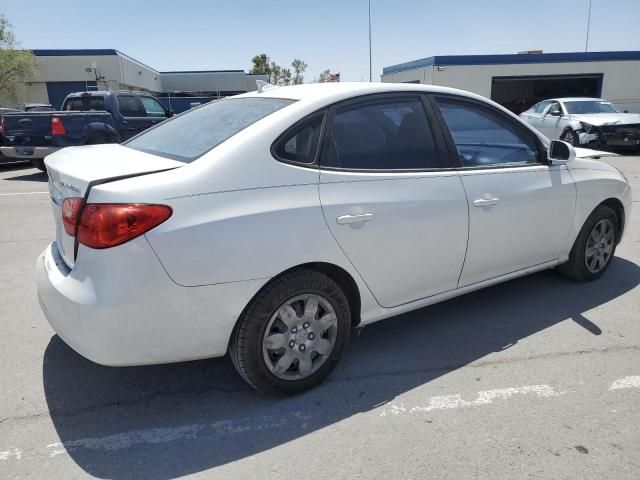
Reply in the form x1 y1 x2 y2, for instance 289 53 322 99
7 49 266 112
382 51 640 113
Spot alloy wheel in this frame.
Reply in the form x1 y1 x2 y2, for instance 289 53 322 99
562 130 576 145
584 218 615 273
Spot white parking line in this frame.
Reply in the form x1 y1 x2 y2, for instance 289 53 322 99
609 376 640 391
0 191 48 196
380 384 565 416
0 449 23 461
1 375 638 462
1 411 312 462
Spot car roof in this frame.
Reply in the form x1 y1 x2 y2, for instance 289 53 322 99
65 90 153 98
236 82 489 104
554 97 607 103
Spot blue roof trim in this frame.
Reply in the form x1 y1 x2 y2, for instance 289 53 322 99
32 49 118 56
383 50 640 75
161 70 245 74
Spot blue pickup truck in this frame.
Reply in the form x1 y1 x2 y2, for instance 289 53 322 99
0 91 172 170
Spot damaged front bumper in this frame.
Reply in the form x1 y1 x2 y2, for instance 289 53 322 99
579 123 640 148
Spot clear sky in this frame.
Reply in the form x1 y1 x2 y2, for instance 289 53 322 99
3 0 640 81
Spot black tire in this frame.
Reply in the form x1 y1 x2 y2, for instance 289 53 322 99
31 158 46 172
230 270 351 394
556 204 619 282
85 133 108 145
560 128 579 146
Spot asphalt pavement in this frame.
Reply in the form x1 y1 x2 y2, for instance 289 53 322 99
0 156 639 479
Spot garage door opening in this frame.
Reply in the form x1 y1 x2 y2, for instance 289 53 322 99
491 74 603 114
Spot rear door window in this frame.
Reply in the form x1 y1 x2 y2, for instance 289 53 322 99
117 95 147 117
533 101 551 113
125 97 294 162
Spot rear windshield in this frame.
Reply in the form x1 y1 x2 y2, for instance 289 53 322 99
63 96 106 112
124 97 294 162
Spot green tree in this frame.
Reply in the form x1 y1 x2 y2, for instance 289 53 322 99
317 69 334 83
250 54 305 86
291 58 307 85
250 53 269 75
0 15 37 103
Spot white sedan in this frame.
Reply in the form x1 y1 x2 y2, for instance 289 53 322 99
37 83 632 394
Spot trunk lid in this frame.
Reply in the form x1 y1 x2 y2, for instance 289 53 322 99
45 143 183 267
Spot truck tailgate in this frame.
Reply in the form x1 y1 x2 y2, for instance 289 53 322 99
1 113 51 147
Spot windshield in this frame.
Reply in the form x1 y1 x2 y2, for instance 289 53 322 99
564 101 619 114
125 97 294 162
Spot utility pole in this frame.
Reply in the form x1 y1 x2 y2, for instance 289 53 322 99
368 0 373 82
585 0 592 52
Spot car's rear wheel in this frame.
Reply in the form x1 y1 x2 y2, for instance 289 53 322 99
560 128 579 146
556 204 618 282
230 270 351 394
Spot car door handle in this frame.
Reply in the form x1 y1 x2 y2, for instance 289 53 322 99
473 197 500 207
336 213 375 225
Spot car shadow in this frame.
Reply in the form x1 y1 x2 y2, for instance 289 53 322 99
3 169 48 182
0 160 31 171
42 257 640 479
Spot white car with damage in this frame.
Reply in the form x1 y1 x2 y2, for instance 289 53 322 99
520 97 640 150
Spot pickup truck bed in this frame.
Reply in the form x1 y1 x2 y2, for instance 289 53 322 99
0 90 171 171
0 111 114 161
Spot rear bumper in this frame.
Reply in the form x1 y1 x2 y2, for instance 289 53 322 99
36 239 267 366
0 146 60 159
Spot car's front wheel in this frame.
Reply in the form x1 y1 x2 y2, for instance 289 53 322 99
556 204 619 282
230 270 351 394
560 128 579 146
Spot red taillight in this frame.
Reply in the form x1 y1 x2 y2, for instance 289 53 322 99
51 116 65 135
61 197 85 235
77 204 172 249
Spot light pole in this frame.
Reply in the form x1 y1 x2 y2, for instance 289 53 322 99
585 0 592 52
368 0 372 82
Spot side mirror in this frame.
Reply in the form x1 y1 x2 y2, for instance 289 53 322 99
166 108 174 118
548 109 562 117
623 109 629 113
548 140 576 164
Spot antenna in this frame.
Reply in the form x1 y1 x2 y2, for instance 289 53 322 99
256 80 280 93
585 0 592 52
368 0 373 82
